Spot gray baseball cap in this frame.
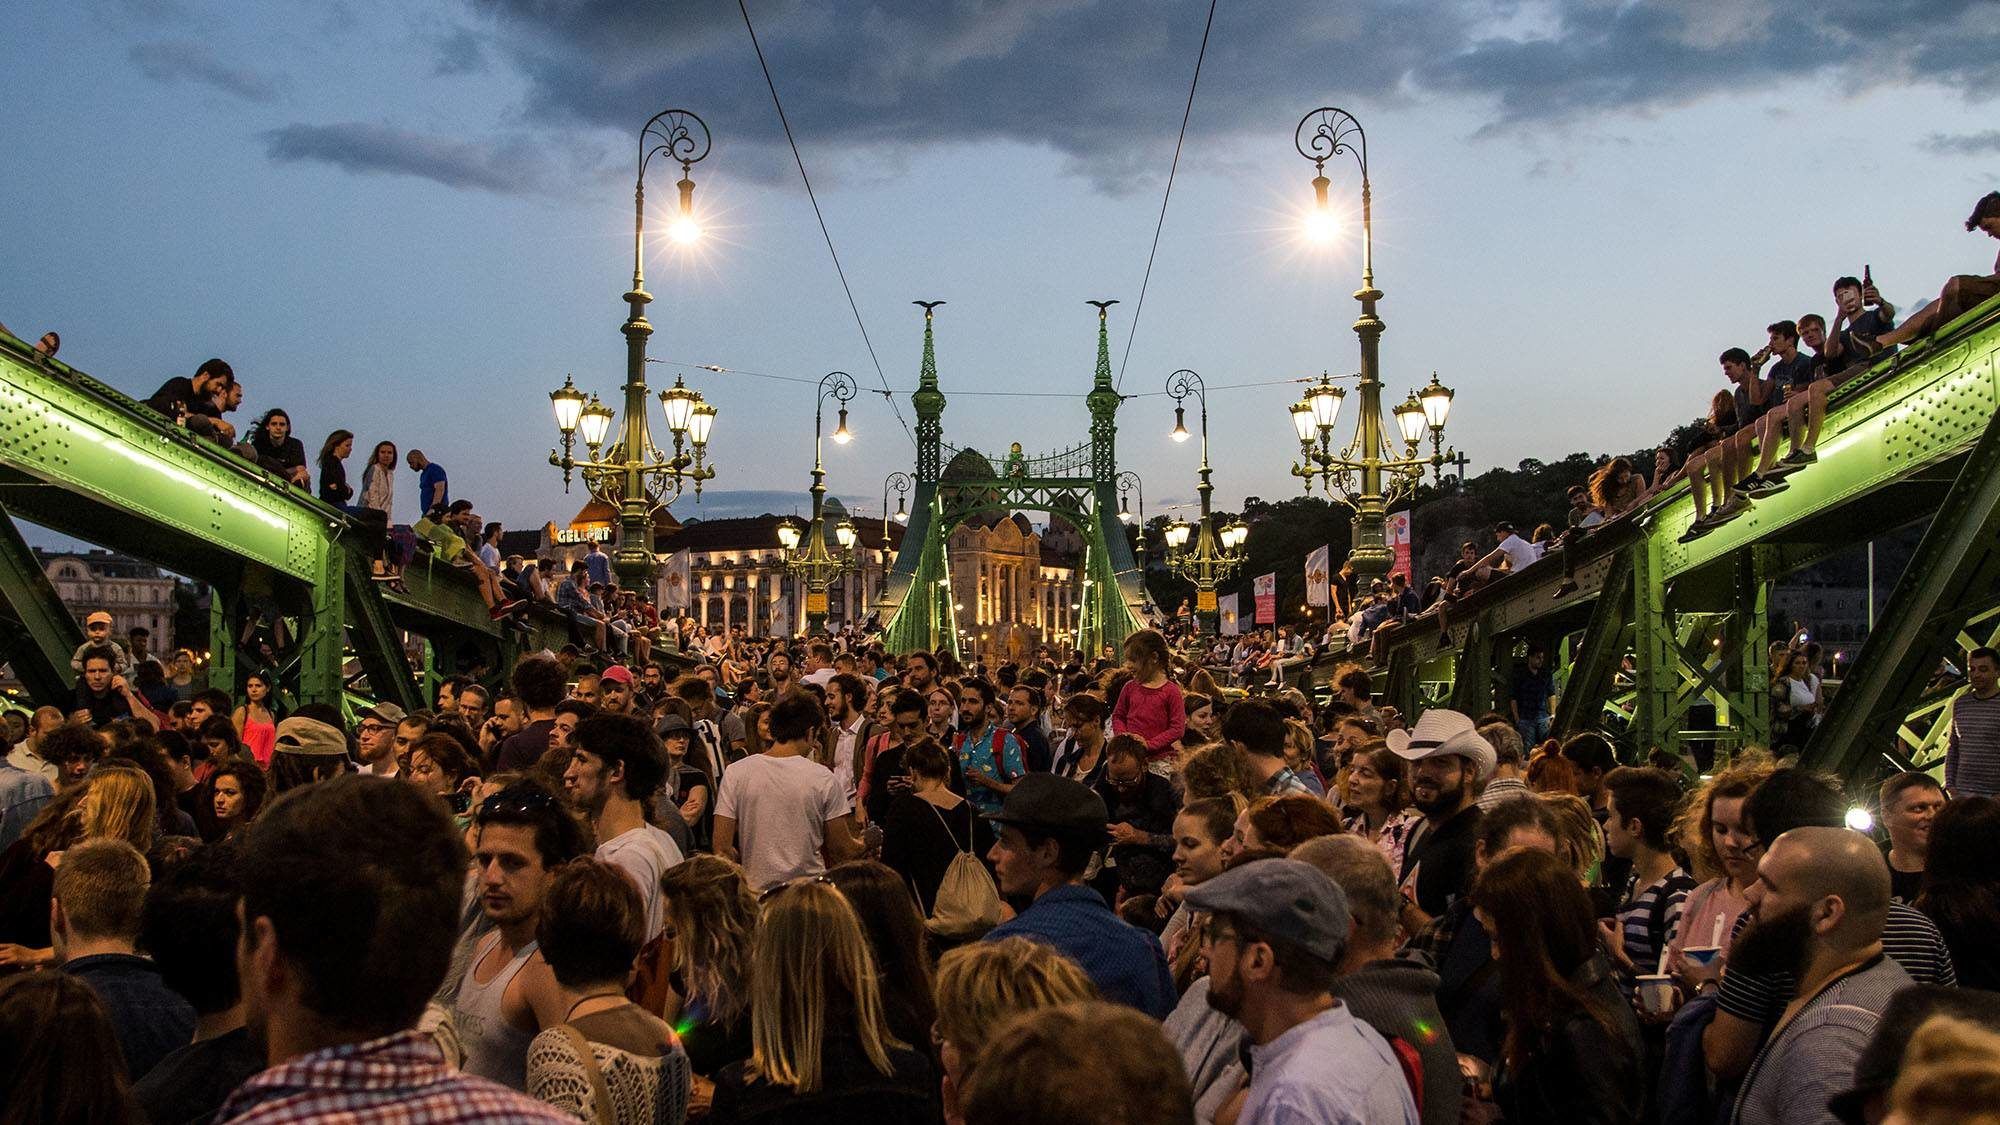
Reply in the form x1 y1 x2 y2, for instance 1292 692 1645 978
1183 858 1352 961
357 701 407 726
982 773 1108 833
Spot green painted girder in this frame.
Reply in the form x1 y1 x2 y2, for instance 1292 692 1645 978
1803 350 2000 778
0 329 574 710
1361 294 2000 773
0 511 82 700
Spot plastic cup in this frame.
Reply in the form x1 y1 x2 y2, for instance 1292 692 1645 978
1636 974 1676 1015
1681 946 1722 969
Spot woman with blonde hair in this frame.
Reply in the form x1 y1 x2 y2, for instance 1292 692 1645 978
710 879 934 1124
1281 719 1326 796
0 764 155 970
933 937 1097 1125
658 855 758 1079
1176 741 1257 808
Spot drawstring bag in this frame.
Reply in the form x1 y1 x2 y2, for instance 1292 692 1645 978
924 799 1002 939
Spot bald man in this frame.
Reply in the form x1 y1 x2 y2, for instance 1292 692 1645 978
1731 827 1915 1125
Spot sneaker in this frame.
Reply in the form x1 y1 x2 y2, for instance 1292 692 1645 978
1782 449 1818 466
1713 495 1751 521
1762 459 1803 480
1737 474 1787 499
1552 580 1579 598
1678 521 1711 544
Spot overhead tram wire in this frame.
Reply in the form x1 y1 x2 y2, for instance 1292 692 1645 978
1114 0 1219 394
656 356 1310 398
737 0 915 448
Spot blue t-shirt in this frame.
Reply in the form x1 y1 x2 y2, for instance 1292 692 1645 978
417 463 449 514
585 550 612 588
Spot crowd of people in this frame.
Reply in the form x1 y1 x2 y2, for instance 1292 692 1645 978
5 618 2000 1125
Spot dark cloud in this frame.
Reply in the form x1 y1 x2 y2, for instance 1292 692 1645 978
261 122 584 196
128 39 281 102
287 1 2000 195
1923 130 2000 156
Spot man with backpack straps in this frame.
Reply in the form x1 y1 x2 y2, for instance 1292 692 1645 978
952 679 1026 818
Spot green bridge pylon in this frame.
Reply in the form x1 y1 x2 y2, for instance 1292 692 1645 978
1361 292 2000 785
877 301 1146 658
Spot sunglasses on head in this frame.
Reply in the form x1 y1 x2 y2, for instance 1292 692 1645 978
758 873 834 904
478 787 563 819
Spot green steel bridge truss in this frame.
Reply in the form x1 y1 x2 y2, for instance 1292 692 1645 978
1361 293 2000 784
0 331 591 713
877 305 1146 657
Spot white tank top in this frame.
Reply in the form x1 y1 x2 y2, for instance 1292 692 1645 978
454 931 539 1090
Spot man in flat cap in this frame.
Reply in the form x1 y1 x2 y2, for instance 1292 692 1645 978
1187 858 1418 1125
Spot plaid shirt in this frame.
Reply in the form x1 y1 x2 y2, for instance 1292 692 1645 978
1264 767 1316 798
1401 898 1470 969
216 1030 571 1125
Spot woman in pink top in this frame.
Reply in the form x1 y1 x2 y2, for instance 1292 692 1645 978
232 670 279 768
1667 757 1774 994
1111 630 1185 769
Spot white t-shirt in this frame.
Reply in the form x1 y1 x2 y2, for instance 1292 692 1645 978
596 823 685 941
714 752 851 891
832 717 863 799
800 667 836 688
1496 533 1539 573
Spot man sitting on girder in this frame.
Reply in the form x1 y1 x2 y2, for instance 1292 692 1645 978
145 358 237 444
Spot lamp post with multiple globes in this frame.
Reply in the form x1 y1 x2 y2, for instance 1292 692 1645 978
1288 106 1456 586
549 108 718 593
1164 369 1249 633
777 371 860 635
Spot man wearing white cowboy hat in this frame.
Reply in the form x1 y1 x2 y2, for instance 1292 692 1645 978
1389 709 1496 926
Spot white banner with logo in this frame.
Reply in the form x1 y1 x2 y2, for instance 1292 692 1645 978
1219 593 1241 636
659 550 693 610
1304 544 1330 607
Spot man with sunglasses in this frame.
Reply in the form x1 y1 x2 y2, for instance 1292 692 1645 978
452 779 588 1091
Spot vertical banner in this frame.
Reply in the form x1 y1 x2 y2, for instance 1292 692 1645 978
1304 544 1331 607
1219 593 1241 636
659 550 692 610
1253 572 1277 625
769 592 791 637
1387 510 1413 581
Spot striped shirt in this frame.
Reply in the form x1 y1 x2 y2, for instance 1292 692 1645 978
1617 866 1694 985
1734 956 1914 1125
1717 901 1956 1023
1948 689 2000 796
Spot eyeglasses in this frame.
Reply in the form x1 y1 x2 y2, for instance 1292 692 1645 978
758 873 834 904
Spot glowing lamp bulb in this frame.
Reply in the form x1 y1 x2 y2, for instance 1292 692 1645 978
1304 207 1338 244
669 216 701 245
1845 807 1874 833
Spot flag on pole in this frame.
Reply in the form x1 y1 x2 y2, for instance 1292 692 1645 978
1219 593 1241 636
1387 510 1413 581
769 592 791 637
1254 572 1278 625
659 550 693 610
1305 545 1331 607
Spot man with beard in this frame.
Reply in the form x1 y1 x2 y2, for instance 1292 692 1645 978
1389 709 1494 926
563 714 683 942
1399 796 1559 1073
450 779 586 1090
1703 768 1957 1083
1185 858 1419 1125
219 776 570 1123
1730 827 1914 1125
902 650 938 695
594 665 636 716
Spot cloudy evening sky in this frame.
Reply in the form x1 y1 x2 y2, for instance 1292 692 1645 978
5 0 1999 533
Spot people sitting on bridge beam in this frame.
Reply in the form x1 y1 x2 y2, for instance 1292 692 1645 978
1879 191 2000 348
412 504 516 619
